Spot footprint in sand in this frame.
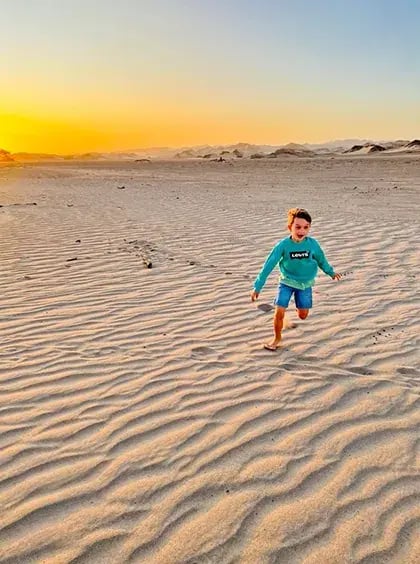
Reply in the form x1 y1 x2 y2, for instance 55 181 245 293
80 345 122 358
257 303 274 313
191 346 217 359
346 365 374 376
284 319 298 329
396 366 419 376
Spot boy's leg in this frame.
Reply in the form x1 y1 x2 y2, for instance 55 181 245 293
265 307 286 350
264 284 293 351
297 309 309 319
295 287 312 320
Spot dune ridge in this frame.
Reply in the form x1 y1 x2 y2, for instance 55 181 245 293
0 156 419 563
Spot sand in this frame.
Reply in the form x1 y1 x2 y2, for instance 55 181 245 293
0 155 419 563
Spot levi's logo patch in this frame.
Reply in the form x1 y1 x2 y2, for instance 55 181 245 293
290 250 310 259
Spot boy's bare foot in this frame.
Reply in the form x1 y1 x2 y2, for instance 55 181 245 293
263 341 281 351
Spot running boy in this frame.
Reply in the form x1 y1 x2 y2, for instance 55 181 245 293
251 208 341 351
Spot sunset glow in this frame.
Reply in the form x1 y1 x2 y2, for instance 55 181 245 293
2 0 419 154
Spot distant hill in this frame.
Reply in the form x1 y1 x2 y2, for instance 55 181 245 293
174 143 282 159
12 152 64 162
379 139 420 154
64 151 139 160
344 143 386 155
406 139 420 149
303 139 372 152
267 144 314 158
175 149 197 159
0 149 14 162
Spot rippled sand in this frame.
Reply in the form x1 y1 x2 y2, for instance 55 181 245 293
0 156 419 563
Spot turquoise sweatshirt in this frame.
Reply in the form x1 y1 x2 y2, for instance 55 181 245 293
254 236 335 292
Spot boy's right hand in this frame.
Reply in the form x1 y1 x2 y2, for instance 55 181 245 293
251 290 259 302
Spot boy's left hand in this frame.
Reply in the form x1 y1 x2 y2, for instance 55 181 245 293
332 273 342 281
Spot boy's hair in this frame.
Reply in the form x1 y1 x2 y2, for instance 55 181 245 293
287 208 312 228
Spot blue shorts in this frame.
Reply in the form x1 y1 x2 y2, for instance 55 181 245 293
274 283 313 309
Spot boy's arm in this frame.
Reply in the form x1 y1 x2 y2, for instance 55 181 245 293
313 241 336 277
253 242 283 293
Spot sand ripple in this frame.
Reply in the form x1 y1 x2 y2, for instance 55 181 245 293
0 158 419 563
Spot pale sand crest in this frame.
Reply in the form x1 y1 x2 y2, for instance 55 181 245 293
0 156 419 563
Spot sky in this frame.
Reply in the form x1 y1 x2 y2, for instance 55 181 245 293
1 0 419 153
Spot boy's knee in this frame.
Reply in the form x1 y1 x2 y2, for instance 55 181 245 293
298 309 309 320
274 307 286 318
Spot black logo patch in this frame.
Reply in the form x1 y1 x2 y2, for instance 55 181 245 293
290 250 310 259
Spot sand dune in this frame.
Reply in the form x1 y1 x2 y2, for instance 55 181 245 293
0 156 419 563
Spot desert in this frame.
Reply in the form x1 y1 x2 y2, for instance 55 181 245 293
0 153 419 563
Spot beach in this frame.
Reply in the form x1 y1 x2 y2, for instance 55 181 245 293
0 155 419 563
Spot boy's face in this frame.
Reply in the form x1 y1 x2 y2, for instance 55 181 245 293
289 217 311 242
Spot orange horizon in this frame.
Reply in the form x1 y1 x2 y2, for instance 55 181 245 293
2 103 418 155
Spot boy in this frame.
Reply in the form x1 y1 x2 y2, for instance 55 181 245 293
251 208 341 351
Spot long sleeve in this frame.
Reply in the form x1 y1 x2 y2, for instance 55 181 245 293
313 240 335 277
254 241 284 293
